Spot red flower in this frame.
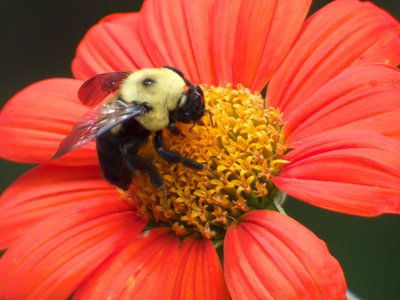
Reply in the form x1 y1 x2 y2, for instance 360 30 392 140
1 0 399 298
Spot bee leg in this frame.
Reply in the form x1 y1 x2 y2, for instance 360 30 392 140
124 153 168 204
121 138 167 201
154 131 219 178
124 154 164 189
167 120 185 137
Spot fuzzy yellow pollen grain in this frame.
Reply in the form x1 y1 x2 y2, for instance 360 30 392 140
125 84 287 239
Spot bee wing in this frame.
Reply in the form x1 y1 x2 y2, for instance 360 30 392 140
78 72 130 106
52 100 149 159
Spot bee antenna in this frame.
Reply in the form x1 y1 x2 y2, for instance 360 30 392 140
206 109 214 127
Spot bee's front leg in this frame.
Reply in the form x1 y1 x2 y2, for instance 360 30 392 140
167 120 185 137
122 137 164 189
154 131 219 178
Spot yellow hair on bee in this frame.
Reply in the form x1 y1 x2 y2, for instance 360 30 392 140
119 68 186 131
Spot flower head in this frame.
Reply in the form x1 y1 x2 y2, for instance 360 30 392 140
1 0 400 299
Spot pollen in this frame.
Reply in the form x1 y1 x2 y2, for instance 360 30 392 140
125 84 288 239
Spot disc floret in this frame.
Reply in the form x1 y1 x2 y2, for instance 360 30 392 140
125 84 288 239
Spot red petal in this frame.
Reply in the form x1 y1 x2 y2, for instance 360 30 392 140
75 230 229 299
284 64 400 142
72 13 154 80
210 0 311 89
74 228 179 299
218 0 311 91
274 131 400 216
0 198 145 299
170 237 229 300
139 0 215 84
208 0 241 86
224 210 346 300
0 164 117 248
267 0 400 114
0 79 97 165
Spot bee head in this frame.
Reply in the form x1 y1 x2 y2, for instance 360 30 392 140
160 66 205 125
172 84 205 124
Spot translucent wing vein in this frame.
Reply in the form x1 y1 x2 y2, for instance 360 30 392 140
52 100 148 159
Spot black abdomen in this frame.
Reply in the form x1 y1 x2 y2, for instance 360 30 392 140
96 118 150 190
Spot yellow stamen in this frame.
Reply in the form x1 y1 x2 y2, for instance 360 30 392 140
124 84 288 239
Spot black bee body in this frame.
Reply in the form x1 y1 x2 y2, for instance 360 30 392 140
96 117 150 190
53 67 214 191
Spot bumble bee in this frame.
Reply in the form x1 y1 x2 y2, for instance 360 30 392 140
53 66 215 191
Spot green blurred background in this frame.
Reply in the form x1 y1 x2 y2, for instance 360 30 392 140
0 1 399 299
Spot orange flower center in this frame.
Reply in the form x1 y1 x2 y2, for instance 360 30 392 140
123 85 288 239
